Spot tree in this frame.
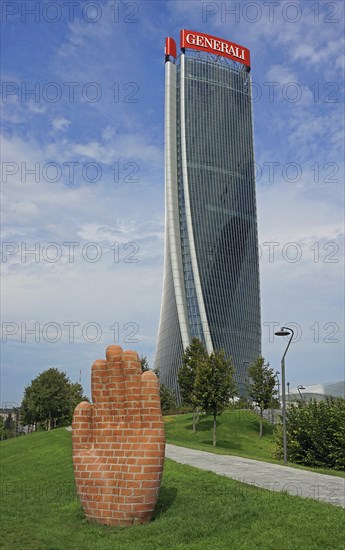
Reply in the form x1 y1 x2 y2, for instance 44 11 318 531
178 338 208 433
5 413 15 437
20 386 37 429
3 413 16 439
159 384 176 413
63 382 87 425
20 368 88 430
247 357 277 437
195 349 237 446
140 355 150 372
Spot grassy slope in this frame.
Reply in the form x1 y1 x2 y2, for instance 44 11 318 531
1 429 345 550
164 409 345 477
165 409 274 460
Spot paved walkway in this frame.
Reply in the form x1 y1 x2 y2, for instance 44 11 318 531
165 444 345 508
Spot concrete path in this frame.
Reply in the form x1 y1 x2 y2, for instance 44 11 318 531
165 444 345 508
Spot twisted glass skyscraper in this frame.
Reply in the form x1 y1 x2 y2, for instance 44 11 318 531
155 30 261 397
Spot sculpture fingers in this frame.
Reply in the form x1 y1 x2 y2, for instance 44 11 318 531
122 349 142 426
91 359 108 404
140 370 164 432
105 345 125 418
137 370 165 523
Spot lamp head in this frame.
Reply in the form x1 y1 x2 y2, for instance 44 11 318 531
275 330 290 337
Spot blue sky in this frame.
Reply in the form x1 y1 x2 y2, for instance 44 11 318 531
1 0 344 405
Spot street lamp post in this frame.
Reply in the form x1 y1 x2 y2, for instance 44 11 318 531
297 385 305 401
275 326 295 464
287 381 290 403
275 371 280 405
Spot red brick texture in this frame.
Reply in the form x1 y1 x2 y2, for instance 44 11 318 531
72 345 165 526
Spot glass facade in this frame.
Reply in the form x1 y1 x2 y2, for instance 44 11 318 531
155 45 261 399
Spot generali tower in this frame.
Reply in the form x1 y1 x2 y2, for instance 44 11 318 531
155 30 261 398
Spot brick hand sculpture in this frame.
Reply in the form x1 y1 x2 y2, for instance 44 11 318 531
72 345 165 526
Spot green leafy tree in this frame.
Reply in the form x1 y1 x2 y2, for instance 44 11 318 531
195 349 237 446
3 413 16 439
247 357 277 437
178 338 208 433
159 384 176 413
140 355 150 372
61 382 87 425
20 368 88 430
20 387 37 429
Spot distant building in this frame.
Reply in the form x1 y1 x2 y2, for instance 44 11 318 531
288 380 345 402
0 407 18 422
0 407 30 435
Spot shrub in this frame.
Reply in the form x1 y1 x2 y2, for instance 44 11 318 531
272 397 345 470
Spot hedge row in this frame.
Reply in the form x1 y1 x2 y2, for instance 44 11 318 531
273 396 345 470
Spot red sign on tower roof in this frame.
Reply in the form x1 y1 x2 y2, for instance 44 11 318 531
180 29 250 68
165 37 177 59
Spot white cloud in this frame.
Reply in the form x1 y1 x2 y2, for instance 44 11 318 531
102 125 116 141
51 117 71 132
266 65 297 84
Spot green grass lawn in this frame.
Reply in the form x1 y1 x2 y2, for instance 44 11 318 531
1 428 345 550
164 409 345 477
165 409 274 460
